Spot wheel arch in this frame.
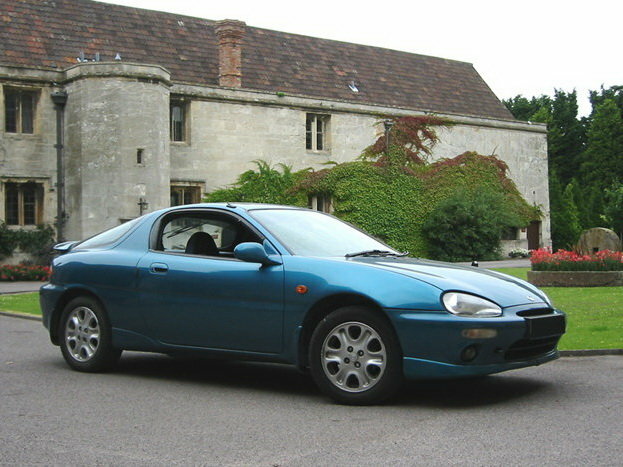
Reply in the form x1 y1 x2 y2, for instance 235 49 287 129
49 287 105 345
297 293 397 371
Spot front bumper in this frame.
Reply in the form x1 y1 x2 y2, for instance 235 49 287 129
403 349 559 379
388 304 565 380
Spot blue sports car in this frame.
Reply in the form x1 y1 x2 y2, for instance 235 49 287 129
40 203 566 404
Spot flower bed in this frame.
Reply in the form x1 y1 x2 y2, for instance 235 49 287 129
0 264 51 281
528 249 623 287
530 248 623 271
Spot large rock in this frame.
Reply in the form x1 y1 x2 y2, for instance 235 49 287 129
576 228 621 255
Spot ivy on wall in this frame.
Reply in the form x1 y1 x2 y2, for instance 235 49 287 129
0 223 56 264
204 117 540 259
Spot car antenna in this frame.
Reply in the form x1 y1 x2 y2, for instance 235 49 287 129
226 202 237 208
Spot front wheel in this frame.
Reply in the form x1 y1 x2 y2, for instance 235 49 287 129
309 306 403 405
58 296 121 372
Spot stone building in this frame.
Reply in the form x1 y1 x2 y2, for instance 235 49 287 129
0 0 550 251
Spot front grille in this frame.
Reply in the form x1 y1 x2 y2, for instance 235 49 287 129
505 336 559 361
517 308 554 317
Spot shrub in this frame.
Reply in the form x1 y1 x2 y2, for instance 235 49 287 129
205 160 309 206
0 223 55 265
421 189 524 262
0 223 18 260
509 248 530 258
0 264 51 281
530 248 623 271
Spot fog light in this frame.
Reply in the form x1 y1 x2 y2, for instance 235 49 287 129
461 328 498 339
460 345 479 362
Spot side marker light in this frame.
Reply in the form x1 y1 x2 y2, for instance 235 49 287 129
295 285 308 294
461 329 498 339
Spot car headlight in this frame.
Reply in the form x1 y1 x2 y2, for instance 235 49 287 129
442 292 502 317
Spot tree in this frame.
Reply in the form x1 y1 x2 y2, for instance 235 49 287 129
588 85 623 118
580 99 623 190
503 95 551 121
549 175 582 250
548 90 586 184
604 185 623 239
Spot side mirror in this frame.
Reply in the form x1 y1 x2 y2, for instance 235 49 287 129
234 242 282 266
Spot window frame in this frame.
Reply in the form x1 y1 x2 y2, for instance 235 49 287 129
3 181 44 226
170 183 203 207
308 194 333 213
306 113 330 152
169 97 189 143
4 87 38 135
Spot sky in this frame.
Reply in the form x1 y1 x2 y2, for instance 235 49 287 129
102 0 621 116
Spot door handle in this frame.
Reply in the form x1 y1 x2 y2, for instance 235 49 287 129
149 262 169 274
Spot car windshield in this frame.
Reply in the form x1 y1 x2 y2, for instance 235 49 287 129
250 209 400 257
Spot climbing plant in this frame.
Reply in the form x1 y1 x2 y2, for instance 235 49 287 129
0 223 56 264
204 117 538 259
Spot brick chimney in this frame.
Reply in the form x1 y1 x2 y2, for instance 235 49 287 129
214 19 246 88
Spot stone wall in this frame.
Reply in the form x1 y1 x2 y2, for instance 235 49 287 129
0 69 58 228
63 63 171 239
171 84 550 249
1 62 551 250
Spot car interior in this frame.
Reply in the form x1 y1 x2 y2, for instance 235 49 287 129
156 211 263 258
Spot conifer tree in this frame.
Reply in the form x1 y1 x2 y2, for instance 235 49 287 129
581 99 623 190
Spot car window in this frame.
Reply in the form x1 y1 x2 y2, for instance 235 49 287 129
76 216 143 250
157 211 260 256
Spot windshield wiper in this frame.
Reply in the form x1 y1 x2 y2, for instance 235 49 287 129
345 249 408 258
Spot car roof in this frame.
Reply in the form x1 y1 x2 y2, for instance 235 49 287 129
173 202 308 212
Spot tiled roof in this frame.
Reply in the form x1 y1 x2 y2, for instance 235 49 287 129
0 0 514 120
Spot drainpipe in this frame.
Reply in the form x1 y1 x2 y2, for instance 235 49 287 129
51 90 67 242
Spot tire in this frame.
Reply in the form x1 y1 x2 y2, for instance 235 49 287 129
58 296 121 372
309 306 403 405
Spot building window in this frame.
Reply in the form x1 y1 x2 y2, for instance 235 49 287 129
4 88 37 134
501 227 520 241
309 194 333 213
170 185 201 206
4 182 43 225
306 114 330 151
170 98 187 142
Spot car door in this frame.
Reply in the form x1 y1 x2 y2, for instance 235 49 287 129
135 209 284 353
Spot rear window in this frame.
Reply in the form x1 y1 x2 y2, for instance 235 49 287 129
76 217 143 250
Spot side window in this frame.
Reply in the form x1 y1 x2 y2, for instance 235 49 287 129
306 113 330 152
170 97 188 142
4 88 38 134
157 212 261 257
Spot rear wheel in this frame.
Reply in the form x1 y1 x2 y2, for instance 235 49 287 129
309 306 403 405
58 296 121 372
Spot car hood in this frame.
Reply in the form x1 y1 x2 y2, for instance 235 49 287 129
344 256 549 308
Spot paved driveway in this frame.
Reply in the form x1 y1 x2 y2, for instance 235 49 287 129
1 315 621 466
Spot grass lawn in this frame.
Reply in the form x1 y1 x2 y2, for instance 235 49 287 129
2 275 622 350
0 292 41 316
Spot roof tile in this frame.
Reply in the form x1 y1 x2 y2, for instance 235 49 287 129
0 0 513 120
